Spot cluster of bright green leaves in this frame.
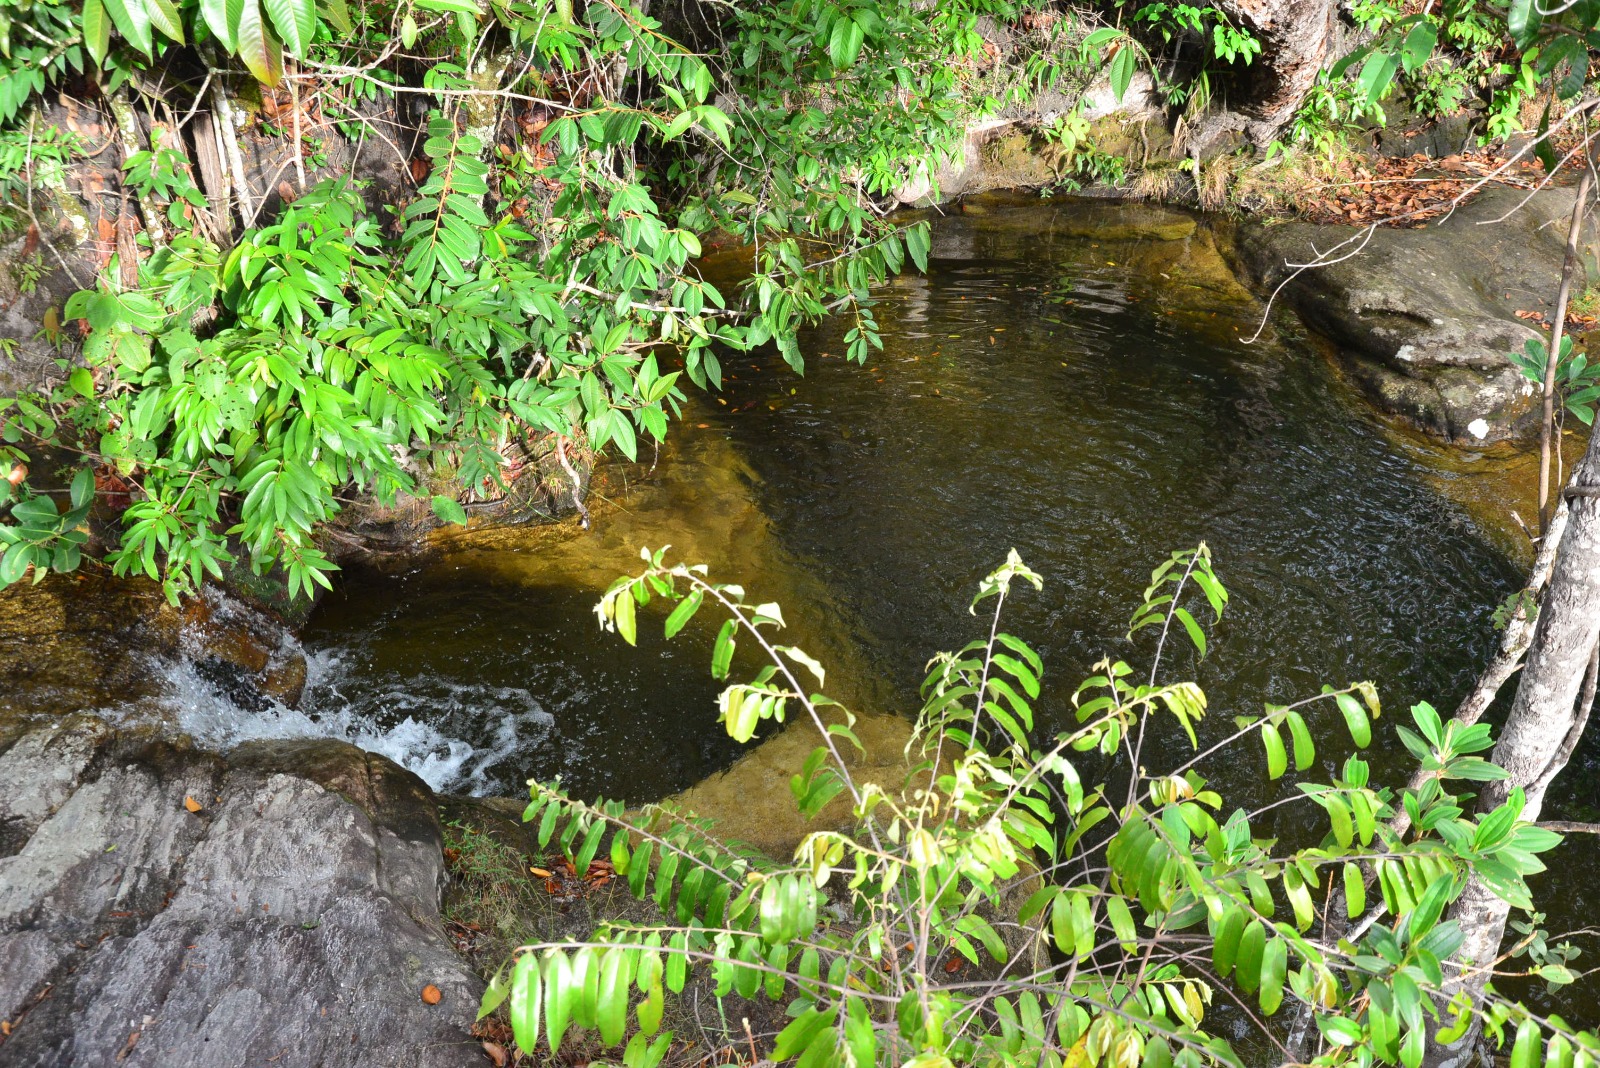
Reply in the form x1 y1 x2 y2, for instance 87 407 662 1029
665 0 1015 373
597 546 841 749
0 467 92 584
3 0 1038 594
25 162 686 599
1128 543 1227 658
493 547 1598 1068
479 780 823 1066
0 0 87 123
1510 335 1600 427
79 0 350 84
1331 0 1600 148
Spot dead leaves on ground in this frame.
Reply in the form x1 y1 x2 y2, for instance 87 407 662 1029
530 856 616 903
1300 150 1543 226
1515 306 1599 334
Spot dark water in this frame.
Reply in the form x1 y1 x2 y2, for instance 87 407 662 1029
281 197 1600 1012
299 200 1523 805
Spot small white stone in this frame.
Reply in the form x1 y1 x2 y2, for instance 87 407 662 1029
1467 418 1490 439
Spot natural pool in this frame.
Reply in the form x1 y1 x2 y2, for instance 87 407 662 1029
85 196 1600 1019
293 199 1522 810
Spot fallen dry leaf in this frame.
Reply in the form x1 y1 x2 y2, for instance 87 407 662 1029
482 1040 508 1066
529 867 552 878
183 796 202 814
2 1020 12 1036
421 984 442 1005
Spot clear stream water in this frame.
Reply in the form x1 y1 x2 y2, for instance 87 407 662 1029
91 196 1600 1019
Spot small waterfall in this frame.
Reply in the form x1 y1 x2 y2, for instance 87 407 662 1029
102 647 555 797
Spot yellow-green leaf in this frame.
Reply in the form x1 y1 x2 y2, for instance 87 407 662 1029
1343 861 1366 919
1261 722 1287 780
509 953 542 1054
1259 937 1287 1014
144 0 185 43
615 588 637 646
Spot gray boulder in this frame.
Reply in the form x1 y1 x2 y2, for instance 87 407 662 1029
0 722 483 1068
1231 184 1597 442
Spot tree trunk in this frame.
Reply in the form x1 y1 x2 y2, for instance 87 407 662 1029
1188 0 1342 152
1428 435 1600 1067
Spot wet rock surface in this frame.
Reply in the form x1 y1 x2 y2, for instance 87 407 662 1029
1232 183 1596 442
0 720 482 1068
0 577 179 716
0 573 310 720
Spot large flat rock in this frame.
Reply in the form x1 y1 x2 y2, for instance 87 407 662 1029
1232 184 1597 442
0 722 483 1068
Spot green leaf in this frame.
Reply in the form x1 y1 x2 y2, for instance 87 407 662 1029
1109 43 1137 103
102 0 153 55
1261 722 1287 780
615 588 637 646
1343 861 1366 919
200 0 234 49
262 0 314 55
144 0 185 42
1258 937 1287 1014
1510 1018 1542 1068
1235 919 1265 994
1284 710 1314 770
774 1007 834 1062
546 952 573 1053
597 949 629 1047
1355 50 1399 106
1536 99 1558 174
431 495 468 526
509 954 542 1053
711 618 736 679
827 17 865 67
479 960 513 1023
1317 1015 1363 1047
904 223 931 272
82 0 112 63
663 587 703 639
1174 606 1206 658
1400 21 1436 75
233 0 285 86
1335 692 1371 748
636 979 664 1036
1105 895 1138 952
1212 906 1244 977
1508 0 1541 49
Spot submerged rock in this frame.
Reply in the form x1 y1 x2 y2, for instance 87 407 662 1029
0 721 482 1068
1231 184 1596 442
